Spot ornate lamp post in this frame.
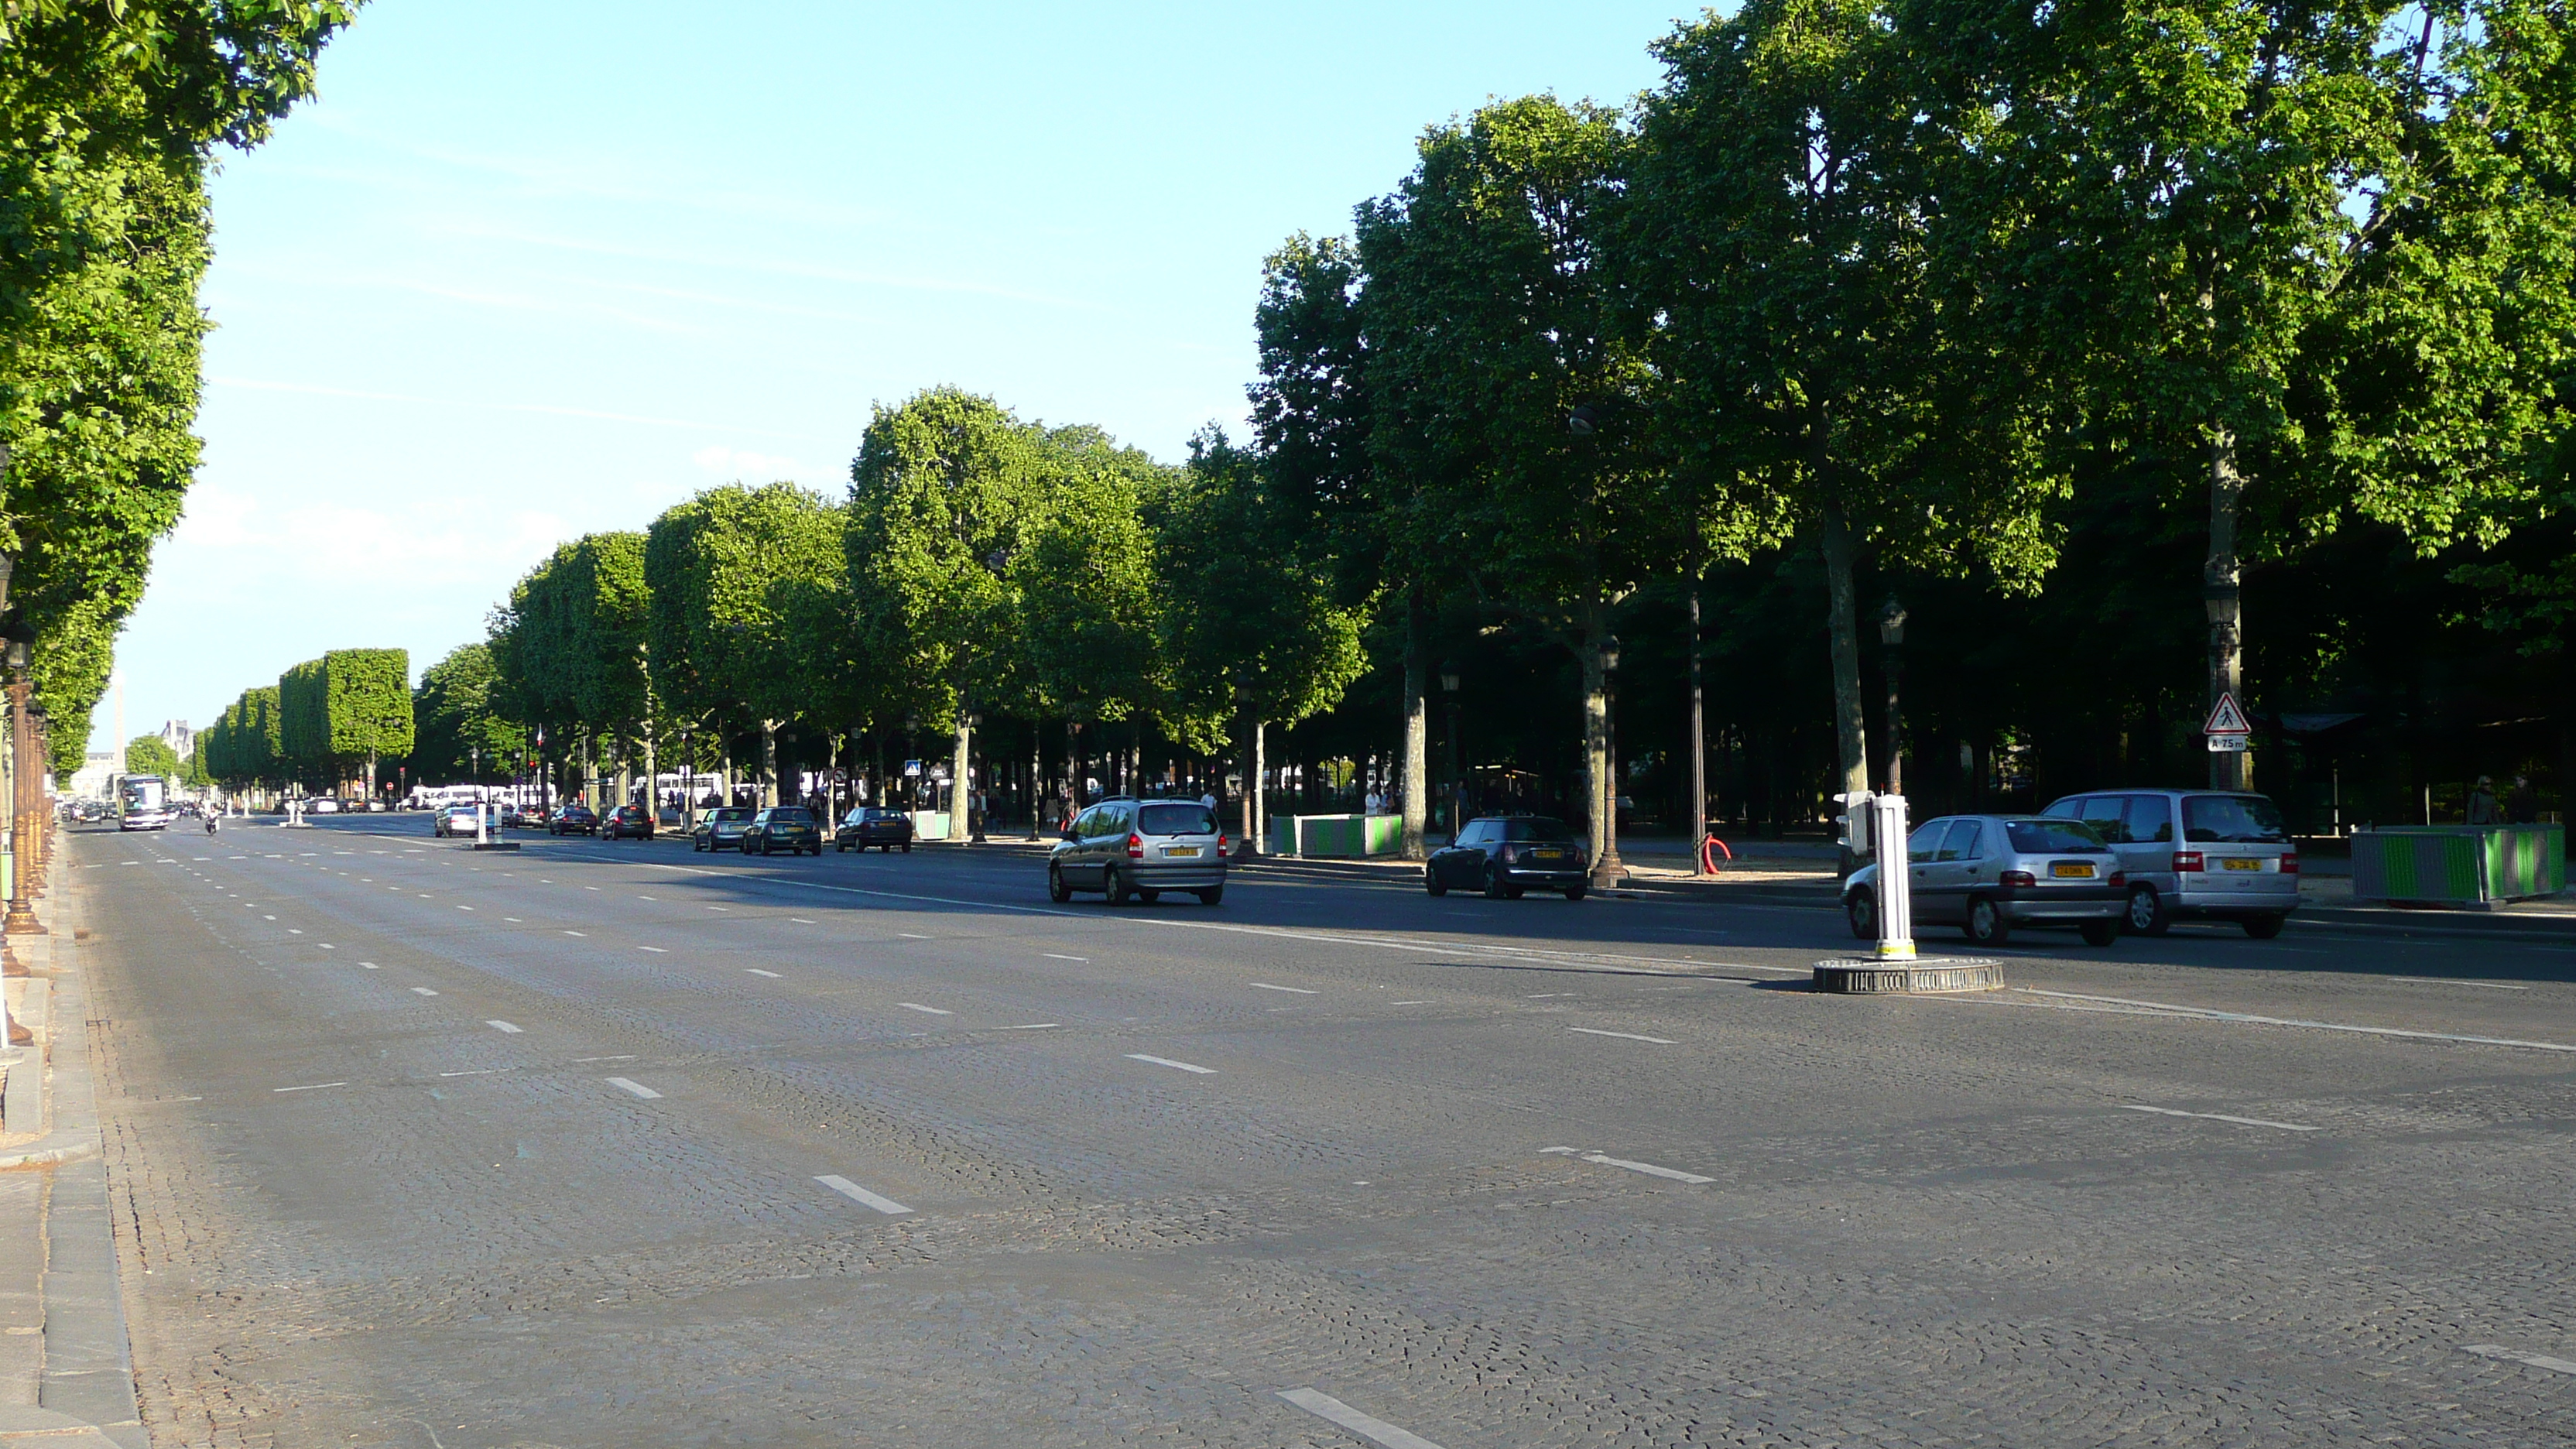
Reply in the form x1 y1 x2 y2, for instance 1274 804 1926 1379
1878 597 1908 794
5 637 40 938
677 724 694 834
1439 660 1461 839
1588 636 1627 889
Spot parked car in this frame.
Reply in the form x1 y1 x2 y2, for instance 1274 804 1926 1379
2040 789 2300 937
834 805 914 853
549 803 600 837
306 797 339 814
1424 816 1590 899
742 806 823 855
600 804 655 841
1047 796 1227 905
433 804 483 838
691 807 754 852
1845 814 2125 947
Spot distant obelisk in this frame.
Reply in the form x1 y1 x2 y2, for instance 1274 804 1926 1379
111 671 125 775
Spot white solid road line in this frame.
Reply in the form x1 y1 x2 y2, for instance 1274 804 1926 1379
815 1175 913 1214
605 1077 661 1099
2016 988 2576 1053
1567 1027 1677 1045
485 1020 523 1033
745 968 783 978
1276 1389 1446 1449
1126 1053 1216 1074
1250 982 1318 994
1540 1146 1714 1184
2122 1104 2318 1132
410 988 438 996
899 1002 952 1015
2461 1344 2576 1375
272 1082 347 1093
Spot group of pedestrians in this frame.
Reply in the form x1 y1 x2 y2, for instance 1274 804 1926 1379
2465 773 2542 825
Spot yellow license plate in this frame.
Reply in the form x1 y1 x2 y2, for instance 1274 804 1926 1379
1164 845 1201 858
1533 849 1566 861
2050 862 2095 878
2222 857 2263 871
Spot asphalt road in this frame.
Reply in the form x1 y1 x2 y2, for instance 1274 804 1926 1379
65 817 2576 1448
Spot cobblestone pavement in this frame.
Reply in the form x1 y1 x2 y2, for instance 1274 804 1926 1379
64 820 2576 1447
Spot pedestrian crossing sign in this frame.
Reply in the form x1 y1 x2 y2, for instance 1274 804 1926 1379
2203 692 2251 736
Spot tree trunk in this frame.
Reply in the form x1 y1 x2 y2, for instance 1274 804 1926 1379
2205 427 2251 791
1690 586 1709 873
759 719 780 807
1818 501 1872 873
1580 616 1610 874
642 720 658 822
1400 591 1429 860
953 707 974 844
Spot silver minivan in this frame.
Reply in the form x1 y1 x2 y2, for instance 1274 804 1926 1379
1047 796 1228 906
1847 814 2126 947
2040 790 2300 937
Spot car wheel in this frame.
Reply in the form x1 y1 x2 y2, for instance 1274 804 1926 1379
1196 885 1224 906
1965 896 2012 947
1107 868 1135 906
900 841 911 854
2125 884 2171 937
2080 919 2119 947
1564 883 1587 902
1424 867 1447 897
1846 890 1877 940
1482 864 1506 900
1048 864 1074 903
2241 913 2287 940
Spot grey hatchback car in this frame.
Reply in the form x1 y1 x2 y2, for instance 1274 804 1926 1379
2040 790 2300 937
1048 796 1227 906
1845 814 2126 947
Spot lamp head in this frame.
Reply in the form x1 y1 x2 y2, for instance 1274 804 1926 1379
3 639 25 672
1599 635 1620 673
1878 596 1908 646
1440 659 1461 694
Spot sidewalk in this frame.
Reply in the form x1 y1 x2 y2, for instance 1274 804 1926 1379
1 850 146 1448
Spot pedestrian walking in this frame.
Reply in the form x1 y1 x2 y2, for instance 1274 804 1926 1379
2507 774 2540 824
2467 775 2502 825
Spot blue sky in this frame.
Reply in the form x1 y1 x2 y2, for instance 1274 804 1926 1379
104 0 1701 752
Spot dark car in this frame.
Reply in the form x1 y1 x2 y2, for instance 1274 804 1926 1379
1046 796 1227 906
1426 816 1590 899
834 805 914 853
602 805 655 841
742 806 823 855
548 803 600 836
690 806 754 852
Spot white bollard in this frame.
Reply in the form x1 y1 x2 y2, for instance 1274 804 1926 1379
1869 793 1914 961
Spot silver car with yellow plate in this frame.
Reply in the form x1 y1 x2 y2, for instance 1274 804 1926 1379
1047 796 1228 906
1845 814 2125 947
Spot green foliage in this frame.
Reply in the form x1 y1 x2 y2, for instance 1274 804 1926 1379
488 533 650 733
645 481 847 732
411 643 524 780
322 647 410 759
277 656 326 775
123 732 179 779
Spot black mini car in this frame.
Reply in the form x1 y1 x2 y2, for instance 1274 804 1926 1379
549 803 601 836
742 806 823 855
602 805 655 841
1425 816 1590 899
834 806 913 853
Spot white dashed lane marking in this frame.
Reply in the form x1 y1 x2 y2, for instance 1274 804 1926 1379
815 1175 913 1215
745 968 782 978
1541 1146 1715 1184
1043 953 1086 962
1567 1027 1675 1045
1277 1389 1446 1449
899 1002 951 1015
411 988 439 996
1250 982 1317 994
2462 1344 2576 1375
273 1082 346 1094
1126 1053 1215 1074
2122 1105 2317 1132
485 1020 523 1034
639 946 668 953
605 1077 661 1100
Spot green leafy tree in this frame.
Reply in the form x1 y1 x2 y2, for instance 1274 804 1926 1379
646 482 845 807
412 644 526 783
124 732 179 779
277 649 410 794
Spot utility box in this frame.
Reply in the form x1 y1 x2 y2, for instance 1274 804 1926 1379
1267 814 1404 858
2351 824 2563 907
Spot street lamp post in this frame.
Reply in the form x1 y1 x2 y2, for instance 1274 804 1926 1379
1588 636 1627 889
1439 660 1461 839
967 711 987 844
5 638 40 940
1878 597 1908 795
678 726 694 835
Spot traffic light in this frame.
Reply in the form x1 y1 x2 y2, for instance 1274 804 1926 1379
1833 790 1873 855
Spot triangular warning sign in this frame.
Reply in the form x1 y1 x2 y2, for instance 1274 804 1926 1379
2203 692 2251 735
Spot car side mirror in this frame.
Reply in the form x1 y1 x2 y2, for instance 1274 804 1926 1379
1060 830 1080 842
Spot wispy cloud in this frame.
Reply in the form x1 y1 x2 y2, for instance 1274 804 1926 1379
204 375 849 444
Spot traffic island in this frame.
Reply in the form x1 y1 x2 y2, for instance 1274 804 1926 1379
469 840 521 852
1811 957 2005 994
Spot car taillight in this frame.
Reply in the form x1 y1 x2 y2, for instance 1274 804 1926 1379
1218 831 1228 853
2174 850 2204 872
2279 851 2298 874
1500 844 1519 863
1126 832 1145 860
2108 871 2126 888
2000 869 2036 888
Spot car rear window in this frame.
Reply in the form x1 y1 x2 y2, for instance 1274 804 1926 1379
711 808 750 822
2004 820 2108 853
1138 803 1218 835
771 808 814 823
1502 818 1577 842
2183 793 2288 843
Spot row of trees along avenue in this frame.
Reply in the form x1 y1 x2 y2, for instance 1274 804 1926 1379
199 649 412 801
212 0 2576 854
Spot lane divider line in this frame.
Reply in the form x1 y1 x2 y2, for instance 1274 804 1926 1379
2121 1104 2318 1132
2015 988 2576 1054
605 1077 661 1099
1567 1027 1676 1045
815 1175 913 1214
745 968 782 978
1277 1389 1446 1449
1540 1146 1716 1183
1250 982 1317 995
1126 1053 1215 1074
485 1020 522 1033
273 1082 346 1093
899 1002 951 1015
2462 1344 2576 1375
